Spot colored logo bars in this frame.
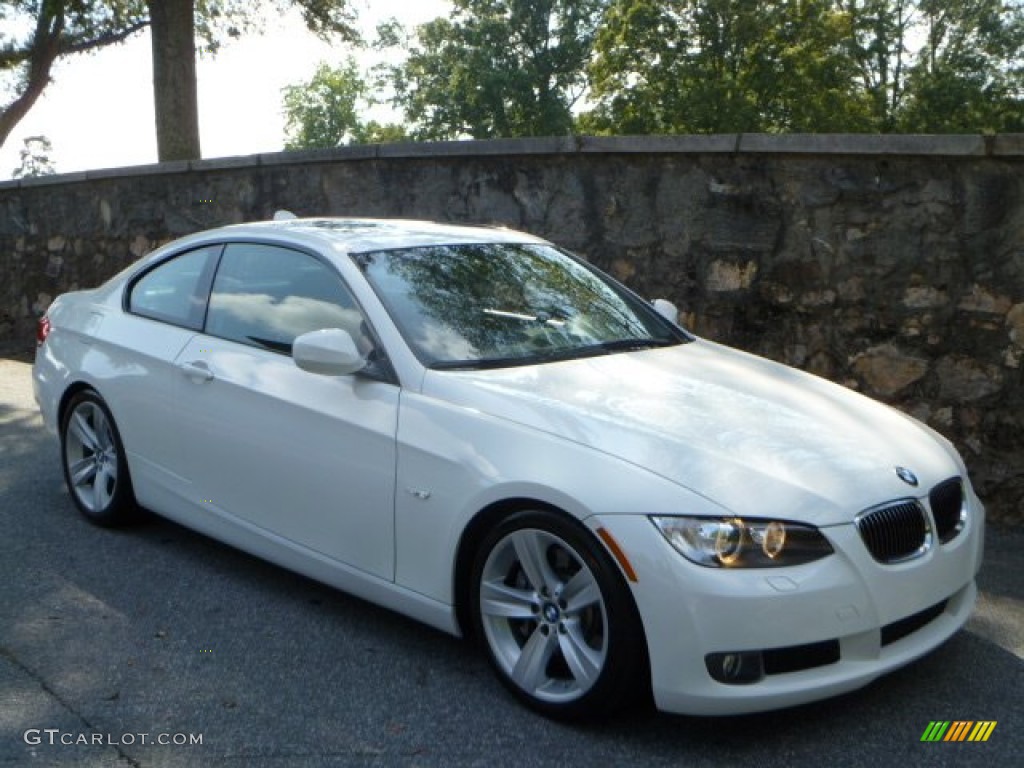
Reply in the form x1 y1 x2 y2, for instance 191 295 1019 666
921 721 997 742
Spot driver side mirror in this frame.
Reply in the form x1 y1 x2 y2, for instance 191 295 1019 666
293 328 366 376
652 299 679 325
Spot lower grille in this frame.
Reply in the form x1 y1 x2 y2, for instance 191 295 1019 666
881 600 948 646
930 478 966 543
856 500 930 563
763 639 841 675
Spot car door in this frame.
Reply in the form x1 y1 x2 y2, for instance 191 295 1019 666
171 242 399 580
111 244 221 504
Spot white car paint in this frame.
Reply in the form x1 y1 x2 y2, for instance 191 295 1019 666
33 218 984 716
420 340 964 527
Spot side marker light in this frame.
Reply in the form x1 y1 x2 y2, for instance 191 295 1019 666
596 527 639 583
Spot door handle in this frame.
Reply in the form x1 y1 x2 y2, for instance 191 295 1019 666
179 360 214 383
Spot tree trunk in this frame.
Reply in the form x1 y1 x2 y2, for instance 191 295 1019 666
148 0 200 162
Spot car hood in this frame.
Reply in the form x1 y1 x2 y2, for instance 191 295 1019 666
421 340 961 526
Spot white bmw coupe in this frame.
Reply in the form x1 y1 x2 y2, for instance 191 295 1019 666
34 217 984 719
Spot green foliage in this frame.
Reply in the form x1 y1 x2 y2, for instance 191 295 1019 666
283 59 365 149
758 1 875 131
897 0 1024 132
353 120 409 145
837 0 1024 132
282 59 407 149
841 0 912 130
286 0 1023 145
383 0 606 140
584 0 1023 134
584 0 872 134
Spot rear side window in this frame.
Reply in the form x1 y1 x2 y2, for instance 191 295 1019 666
127 246 220 329
205 243 364 354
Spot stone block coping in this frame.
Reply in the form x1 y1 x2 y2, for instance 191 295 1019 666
1 134 1020 190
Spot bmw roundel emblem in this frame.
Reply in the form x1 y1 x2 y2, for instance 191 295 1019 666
895 466 919 487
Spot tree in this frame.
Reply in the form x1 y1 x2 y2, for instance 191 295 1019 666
353 120 408 145
149 1 359 161
584 0 1023 134
583 0 869 134
580 0 685 135
841 0 916 131
281 58 408 149
835 0 1024 131
0 2 360 162
12 134 55 177
283 59 373 148
897 0 1024 132
0 1 148 151
755 1 874 131
383 0 605 140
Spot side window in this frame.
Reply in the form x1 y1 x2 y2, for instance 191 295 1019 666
127 245 220 329
205 243 365 354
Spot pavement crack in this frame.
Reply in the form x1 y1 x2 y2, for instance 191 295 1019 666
0 644 142 767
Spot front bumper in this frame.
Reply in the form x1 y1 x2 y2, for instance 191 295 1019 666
591 489 985 716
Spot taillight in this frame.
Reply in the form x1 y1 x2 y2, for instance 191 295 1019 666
37 315 51 346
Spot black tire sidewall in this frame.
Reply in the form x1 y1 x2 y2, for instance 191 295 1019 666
470 509 648 720
60 390 136 526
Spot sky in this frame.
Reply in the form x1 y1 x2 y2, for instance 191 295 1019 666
0 1 450 180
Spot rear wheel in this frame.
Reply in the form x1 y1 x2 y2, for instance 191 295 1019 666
60 390 138 526
470 510 647 719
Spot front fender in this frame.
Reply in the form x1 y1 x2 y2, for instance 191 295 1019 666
393 389 727 604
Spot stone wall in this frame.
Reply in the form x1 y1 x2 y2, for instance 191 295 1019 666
1 134 1022 523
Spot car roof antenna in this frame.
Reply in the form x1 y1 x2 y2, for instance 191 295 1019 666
273 210 298 221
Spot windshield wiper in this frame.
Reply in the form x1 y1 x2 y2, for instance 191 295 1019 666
431 345 593 370
429 338 678 371
590 338 678 353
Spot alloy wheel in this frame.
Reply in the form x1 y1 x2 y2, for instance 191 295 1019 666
478 527 609 704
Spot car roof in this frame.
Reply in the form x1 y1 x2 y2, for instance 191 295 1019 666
210 218 548 254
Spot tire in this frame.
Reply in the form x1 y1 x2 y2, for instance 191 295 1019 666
60 390 138 526
470 509 648 720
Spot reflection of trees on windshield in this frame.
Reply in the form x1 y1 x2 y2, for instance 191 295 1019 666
354 243 668 365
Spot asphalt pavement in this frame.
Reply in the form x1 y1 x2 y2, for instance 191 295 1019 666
1 357 1021 767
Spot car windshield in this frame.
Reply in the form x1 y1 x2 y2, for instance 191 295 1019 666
352 242 686 369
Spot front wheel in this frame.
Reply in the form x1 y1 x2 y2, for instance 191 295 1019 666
470 510 648 719
60 390 138 526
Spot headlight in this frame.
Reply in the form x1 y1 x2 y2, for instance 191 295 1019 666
650 516 833 568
